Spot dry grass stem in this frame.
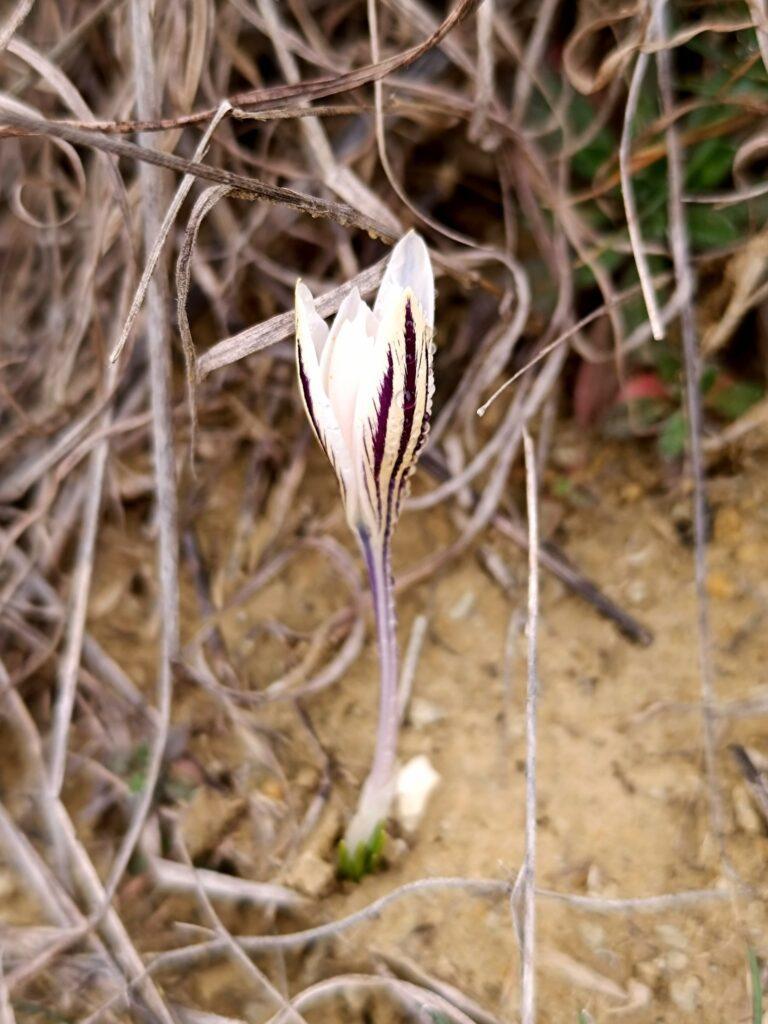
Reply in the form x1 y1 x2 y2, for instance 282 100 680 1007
520 429 539 1024
1 3 764 1020
150 857 307 909
656 0 726 850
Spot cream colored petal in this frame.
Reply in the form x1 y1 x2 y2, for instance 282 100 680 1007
373 230 434 330
295 281 329 358
320 287 376 458
295 281 356 519
320 286 376 388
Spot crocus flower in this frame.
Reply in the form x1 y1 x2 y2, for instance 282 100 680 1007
295 231 435 873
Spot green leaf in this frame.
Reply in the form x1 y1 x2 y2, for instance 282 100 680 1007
655 349 682 386
687 207 739 250
659 411 687 459
337 821 387 881
700 365 718 395
568 94 617 182
625 397 669 428
622 293 655 335
748 947 763 1024
126 741 150 794
571 139 613 182
685 138 736 190
552 476 573 499
573 247 623 290
710 381 765 420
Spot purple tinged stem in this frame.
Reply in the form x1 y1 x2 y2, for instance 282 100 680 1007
358 526 399 817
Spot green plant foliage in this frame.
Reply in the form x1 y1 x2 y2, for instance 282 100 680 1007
687 206 740 250
748 947 763 1024
659 410 687 459
337 821 386 881
685 137 736 190
655 345 682 386
700 365 718 394
126 741 150 794
710 380 765 420
569 93 616 182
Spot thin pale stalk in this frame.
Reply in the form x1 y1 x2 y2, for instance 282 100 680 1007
171 830 310 1024
345 528 399 849
520 428 539 1024
0 0 34 54
48 384 113 797
656 0 725 848
99 0 180 910
365 532 398 788
144 876 729 974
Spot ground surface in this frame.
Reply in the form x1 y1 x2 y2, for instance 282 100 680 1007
5 430 768 1024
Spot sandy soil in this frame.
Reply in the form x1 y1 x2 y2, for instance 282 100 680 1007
5 430 768 1024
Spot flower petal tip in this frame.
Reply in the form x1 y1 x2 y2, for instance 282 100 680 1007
375 231 434 329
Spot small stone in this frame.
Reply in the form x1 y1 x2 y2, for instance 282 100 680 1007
624 979 652 1011
295 766 320 790
733 784 763 835
584 863 618 898
395 755 441 834
655 924 689 951
579 922 606 950
625 544 653 566
259 777 284 801
714 506 742 544
669 975 702 1013
620 482 643 503
449 592 475 620
552 443 586 470
636 960 662 987
408 697 445 729
586 863 604 895
625 579 648 606
706 570 736 600
667 951 689 971
283 851 334 898
385 836 409 868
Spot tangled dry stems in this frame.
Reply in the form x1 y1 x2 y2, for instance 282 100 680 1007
1 0 766 1020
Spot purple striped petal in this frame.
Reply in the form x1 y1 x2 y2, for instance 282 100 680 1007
353 288 434 540
295 234 434 542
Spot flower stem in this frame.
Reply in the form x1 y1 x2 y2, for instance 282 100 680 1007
364 530 398 787
343 528 399 855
